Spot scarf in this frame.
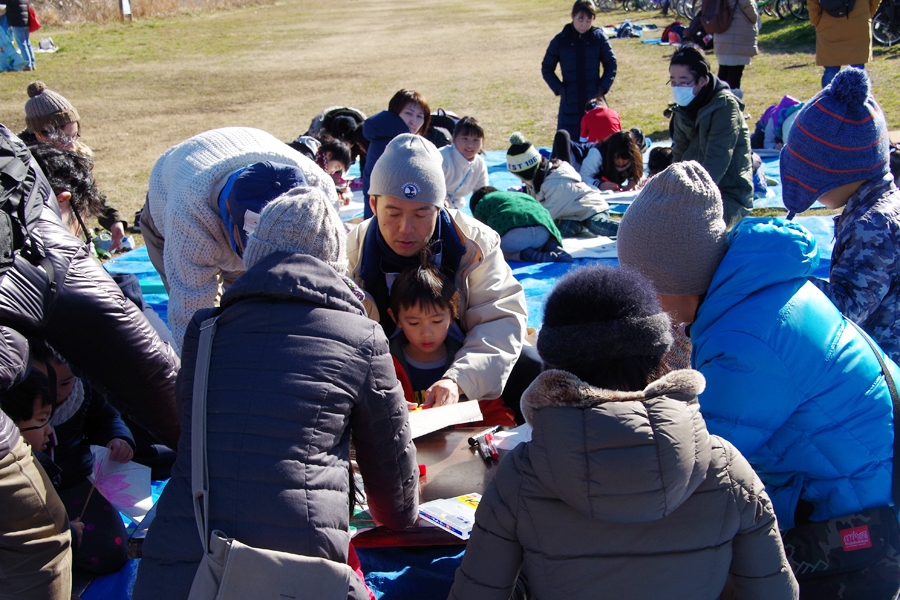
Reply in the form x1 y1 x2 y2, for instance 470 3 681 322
359 210 466 336
50 377 84 426
682 74 730 121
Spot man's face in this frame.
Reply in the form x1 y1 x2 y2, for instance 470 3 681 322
370 195 439 257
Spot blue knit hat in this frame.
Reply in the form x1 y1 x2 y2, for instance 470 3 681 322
780 68 890 218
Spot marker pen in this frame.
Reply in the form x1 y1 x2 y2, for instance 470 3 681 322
467 425 501 446
483 433 499 460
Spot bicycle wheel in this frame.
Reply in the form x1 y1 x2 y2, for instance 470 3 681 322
789 0 809 20
775 0 791 19
595 0 615 11
762 0 777 16
686 0 701 19
872 5 900 45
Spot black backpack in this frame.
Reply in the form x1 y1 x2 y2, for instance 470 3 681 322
819 0 856 18
0 126 49 278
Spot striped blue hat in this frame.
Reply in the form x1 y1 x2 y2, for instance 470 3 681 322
780 68 890 218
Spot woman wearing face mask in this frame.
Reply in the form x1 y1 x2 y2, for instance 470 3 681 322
669 47 753 229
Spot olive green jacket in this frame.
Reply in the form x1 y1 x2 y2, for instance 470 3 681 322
672 84 754 228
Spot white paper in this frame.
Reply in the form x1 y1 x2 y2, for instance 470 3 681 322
561 236 618 259
492 423 533 450
408 401 483 439
89 445 153 522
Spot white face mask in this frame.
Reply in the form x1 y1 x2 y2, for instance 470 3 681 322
671 85 696 107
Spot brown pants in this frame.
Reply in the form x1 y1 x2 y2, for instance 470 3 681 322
0 436 71 600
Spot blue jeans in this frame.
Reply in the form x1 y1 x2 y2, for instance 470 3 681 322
11 26 34 69
822 64 864 88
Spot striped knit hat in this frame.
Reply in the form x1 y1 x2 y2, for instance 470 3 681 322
780 68 890 218
507 132 541 174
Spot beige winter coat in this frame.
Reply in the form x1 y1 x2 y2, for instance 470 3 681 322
714 0 759 64
528 160 611 222
809 0 882 66
346 210 528 400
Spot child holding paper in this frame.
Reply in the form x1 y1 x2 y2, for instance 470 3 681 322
388 258 463 408
29 340 133 574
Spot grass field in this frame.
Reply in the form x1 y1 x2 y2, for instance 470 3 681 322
1 0 898 227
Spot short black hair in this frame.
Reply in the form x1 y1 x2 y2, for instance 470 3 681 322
0 369 53 423
389 255 459 321
669 46 711 80
648 147 673 177
572 0 596 19
320 138 352 170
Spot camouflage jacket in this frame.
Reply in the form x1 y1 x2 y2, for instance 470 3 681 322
811 174 900 363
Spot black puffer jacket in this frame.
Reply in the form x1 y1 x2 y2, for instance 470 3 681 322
0 0 30 28
134 252 419 600
0 126 180 454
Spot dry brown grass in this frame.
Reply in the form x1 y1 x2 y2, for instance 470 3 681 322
2 0 898 227
32 0 275 26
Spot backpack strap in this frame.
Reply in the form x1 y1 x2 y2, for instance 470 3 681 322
845 318 900 513
191 315 220 554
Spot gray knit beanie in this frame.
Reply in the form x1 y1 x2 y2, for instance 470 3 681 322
617 161 727 296
242 186 348 274
369 133 445 207
24 81 80 134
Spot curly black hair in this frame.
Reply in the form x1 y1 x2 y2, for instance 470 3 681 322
29 143 106 219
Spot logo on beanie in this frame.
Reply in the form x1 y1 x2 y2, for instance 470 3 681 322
402 182 420 199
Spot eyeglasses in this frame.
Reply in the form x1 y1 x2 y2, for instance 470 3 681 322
667 79 697 88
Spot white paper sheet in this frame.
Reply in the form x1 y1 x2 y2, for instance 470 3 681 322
492 423 533 450
561 236 618 259
408 401 484 439
89 445 154 522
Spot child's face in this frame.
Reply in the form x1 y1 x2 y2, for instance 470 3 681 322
33 357 77 404
17 397 53 452
572 11 595 34
395 302 452 359
324 155 346 176
399 103 426 135
614 156 632 171
454 132 483 162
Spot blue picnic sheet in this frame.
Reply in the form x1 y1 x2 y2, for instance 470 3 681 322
93 149 835 599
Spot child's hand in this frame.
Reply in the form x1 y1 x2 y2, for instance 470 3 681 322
599 181 620 192
423 379 460 408
107 439 133 463
407 401 419 412
71 518 84 548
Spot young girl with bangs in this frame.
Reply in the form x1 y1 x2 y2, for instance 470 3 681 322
579 130 643 192
362 89 431 217
440 116 489 209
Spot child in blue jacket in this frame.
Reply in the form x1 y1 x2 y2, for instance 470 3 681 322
781 68 900 363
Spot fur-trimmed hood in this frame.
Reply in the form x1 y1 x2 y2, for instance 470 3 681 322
521 369 712 523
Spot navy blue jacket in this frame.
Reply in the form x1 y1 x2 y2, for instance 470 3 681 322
542 24 617 136
134 252 418 600
362 110 410 213
51 384 135 490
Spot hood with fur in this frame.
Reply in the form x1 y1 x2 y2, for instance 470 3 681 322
521 369 710 523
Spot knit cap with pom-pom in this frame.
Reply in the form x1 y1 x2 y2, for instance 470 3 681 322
242 186 348 274
506 132 541 174
24 81 81 135
780 68 890 217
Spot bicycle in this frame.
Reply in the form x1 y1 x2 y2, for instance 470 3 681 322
872 0 900 46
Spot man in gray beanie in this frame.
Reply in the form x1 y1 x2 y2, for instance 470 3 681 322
134 184 419 600
616 161 897 555
346 134 533 417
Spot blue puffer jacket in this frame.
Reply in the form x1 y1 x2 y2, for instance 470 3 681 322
691 218 896 529
541 24 617 138
134 252 419 600
361 110 410 215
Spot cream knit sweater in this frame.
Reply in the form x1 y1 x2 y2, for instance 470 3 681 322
147 127 336 349
439 144 489 209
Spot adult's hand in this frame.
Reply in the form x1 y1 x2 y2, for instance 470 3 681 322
424 378 461 407
109 221 126 252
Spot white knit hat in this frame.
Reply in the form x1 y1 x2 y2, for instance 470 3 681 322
369 133 445 207
242 186 348 274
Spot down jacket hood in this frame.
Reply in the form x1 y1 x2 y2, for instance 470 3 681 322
521 369 710 523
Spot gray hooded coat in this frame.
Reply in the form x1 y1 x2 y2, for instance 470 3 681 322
449 369 798 600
